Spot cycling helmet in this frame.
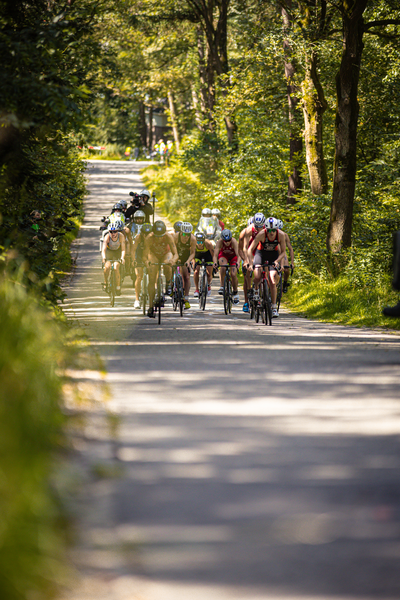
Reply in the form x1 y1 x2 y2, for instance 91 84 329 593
221 229 232 242
173 221 183 232
266 216 278 230
153 220 166 237
140 189 151 199
108 222 120 233
120 199 128 210
134 210 146 222
181 222 193 234
211 208 221 217
247 216 254 226
201 208 211 217
276 219 283 229
195 232 205 243
141 223 152 235
112 202 123 212
254 212 266 227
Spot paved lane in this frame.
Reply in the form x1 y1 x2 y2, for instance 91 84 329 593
62 161 400 600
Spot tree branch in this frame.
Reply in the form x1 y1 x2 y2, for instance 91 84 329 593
364 19 400 30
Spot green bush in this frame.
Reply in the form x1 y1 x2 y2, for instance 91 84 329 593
0 278 68 600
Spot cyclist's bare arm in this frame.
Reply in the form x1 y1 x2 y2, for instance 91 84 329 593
213 239 223 263
249 230 265 260
231 238 240 259
101 233 110 263
238 229 247 262
120 235 126 263
187 235 197 264
204 239 215 255
166 233 179 264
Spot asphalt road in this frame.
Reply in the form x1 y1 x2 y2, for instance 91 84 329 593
62 160 400 600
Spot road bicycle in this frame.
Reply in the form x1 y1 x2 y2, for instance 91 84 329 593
172 263 185 316
276 268 283 312
218 264 237 315
103 259 122 307
134 262 149 316
198 258 212 310
248 263 273 325
149 261 170 324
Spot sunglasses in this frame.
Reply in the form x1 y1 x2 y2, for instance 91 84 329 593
181 232 190 237
267 228 276 233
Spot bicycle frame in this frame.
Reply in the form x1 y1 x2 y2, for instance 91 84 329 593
172 263 185 316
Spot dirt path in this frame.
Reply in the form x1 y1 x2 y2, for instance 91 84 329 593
61 160 400 600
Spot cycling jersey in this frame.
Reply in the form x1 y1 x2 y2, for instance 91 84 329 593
107 232 122 250
176 234 191 263
149 234 171 258
218 241 238 265
195 245 213 264
248 226 265 254
109 212 126 226
258 230 280 252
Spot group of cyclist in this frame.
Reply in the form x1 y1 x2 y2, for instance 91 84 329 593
101 198 294 320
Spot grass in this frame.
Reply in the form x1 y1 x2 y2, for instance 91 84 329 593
284 274 400 330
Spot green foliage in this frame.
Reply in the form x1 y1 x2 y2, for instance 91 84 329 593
0 277 69 600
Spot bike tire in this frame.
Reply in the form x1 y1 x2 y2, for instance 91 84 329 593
255 302 260 323
276 272 283 311
223 273 231 315
142 273 147 315
110 269 116 307
264 280 272 325
201 269 207 310
172 274 178 311
157 272 162 325
178 275 184 317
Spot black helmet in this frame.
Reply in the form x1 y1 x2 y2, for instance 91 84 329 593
173 221 183 232
221 229 232 242
141 223 152 235
195 232 205 244
153 220 166 237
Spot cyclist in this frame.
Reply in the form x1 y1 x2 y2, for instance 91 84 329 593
173 221 183 233
276 219 294 293
238 213 266 312
196 207 222 241
144 220 178 318
173 222 196 309
193 232 215 298
249 216 286 318
131 222 152 309
213 229 240 304
211 208 225 230
101 220 126 296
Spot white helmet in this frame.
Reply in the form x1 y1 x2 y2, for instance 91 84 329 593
266 216 278 229
181 222 193 234
247 216 254 226
120 199 128 209
140 189 151 199
134 210 145 222
254 212 266 227
211 208 221 217
202 208 211 217
276 219 283 229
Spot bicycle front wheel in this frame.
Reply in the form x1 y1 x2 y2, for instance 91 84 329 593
264 280 272 325
276 271 283 311
223 274 231 315
142 272 148 315
177 274 184 317
200 269 207 310
172 274 178 311
110 269 116 307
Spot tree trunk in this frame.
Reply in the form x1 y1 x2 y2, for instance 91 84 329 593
138 101 147 149
302 50 328 195
147 104 153 150
196 26 214 124
282 2 302 204
191 84 203 130
327 0 367 253
167 90 180 152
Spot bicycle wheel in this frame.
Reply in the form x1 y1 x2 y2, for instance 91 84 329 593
200 269 207 310
177 274 184 316
157 270 162 324
110 269 116 307
172 274 178 311
223 273 231 315
264 280 272 325
276 271 283 311
142 271 148 315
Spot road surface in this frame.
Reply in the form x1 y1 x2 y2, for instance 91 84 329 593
61 160 400 600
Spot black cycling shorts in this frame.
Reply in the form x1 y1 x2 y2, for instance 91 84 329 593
253 249 279 269
195 250 213 264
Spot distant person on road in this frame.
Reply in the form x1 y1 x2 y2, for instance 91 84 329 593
173 221 196 309
102 221 126 295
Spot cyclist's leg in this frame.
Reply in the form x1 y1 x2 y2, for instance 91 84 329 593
206 265 213 286
163 253 173 293
231 260 238 291
193 262 200 291
218 257 228 294
147 254 158 308
135 267 143 301
103 260 111 287
269 269 279 305
252 250 263 291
